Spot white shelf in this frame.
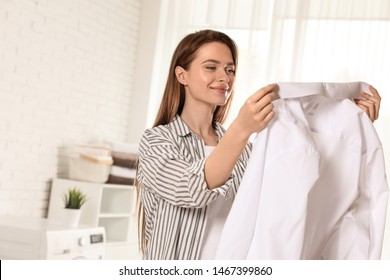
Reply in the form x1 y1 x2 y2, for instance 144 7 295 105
100 187 133 214
48 178 140 259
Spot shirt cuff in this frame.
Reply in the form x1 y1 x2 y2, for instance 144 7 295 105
187 157 235 197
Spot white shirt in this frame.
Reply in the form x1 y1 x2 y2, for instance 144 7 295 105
215 82 389 260
200 145 234 259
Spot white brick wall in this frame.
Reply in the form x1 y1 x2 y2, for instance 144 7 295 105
0 0 141 218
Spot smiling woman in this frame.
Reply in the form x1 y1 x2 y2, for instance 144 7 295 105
135 29 277 260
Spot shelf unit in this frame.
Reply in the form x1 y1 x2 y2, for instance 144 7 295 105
47 178 140 259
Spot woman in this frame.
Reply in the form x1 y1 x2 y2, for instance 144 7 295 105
136 29 381 260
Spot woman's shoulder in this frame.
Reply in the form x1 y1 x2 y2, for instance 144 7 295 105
143 116 191 139
141 124 175 143
143 123 170 136
139 125 174 156
140 118 187 148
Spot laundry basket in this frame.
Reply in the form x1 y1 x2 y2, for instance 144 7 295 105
68 145 113 183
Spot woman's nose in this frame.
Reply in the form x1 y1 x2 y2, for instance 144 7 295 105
218 69 230 82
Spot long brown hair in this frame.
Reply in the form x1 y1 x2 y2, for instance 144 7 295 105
153 29 239 127
136 29 239 254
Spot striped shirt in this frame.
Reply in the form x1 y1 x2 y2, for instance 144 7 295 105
137 115 252 259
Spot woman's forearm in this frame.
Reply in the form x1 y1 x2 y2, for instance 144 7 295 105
204 120 250 189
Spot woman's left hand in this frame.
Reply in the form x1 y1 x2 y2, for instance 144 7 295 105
354 85 381 122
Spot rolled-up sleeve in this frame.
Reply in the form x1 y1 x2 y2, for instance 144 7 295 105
138 128 233 208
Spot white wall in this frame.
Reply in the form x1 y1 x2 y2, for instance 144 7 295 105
127 0 163 143
0 0 141 217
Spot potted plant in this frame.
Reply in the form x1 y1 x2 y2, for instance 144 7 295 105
63 187 87 209
62 187 87 227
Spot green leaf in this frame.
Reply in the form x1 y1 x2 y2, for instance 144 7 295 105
63 187 87 209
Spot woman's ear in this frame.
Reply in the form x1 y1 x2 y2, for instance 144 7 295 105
175 66 187 85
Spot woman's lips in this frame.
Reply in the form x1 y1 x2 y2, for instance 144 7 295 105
211 84 229 93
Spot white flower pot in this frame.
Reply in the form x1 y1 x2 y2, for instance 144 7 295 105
62 208 82 228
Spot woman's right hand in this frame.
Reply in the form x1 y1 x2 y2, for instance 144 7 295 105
206 83 277 189
234 83 278 137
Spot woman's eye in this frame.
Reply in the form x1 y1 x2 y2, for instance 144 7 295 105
205 66 217 71
226 68 236 75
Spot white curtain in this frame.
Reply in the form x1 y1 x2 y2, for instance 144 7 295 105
150 0 390 259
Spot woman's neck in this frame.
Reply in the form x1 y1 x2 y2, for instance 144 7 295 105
180 109 218 146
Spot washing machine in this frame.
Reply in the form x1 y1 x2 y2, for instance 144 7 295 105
0 215 105 260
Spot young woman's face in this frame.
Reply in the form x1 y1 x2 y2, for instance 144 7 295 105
180 42 236 107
